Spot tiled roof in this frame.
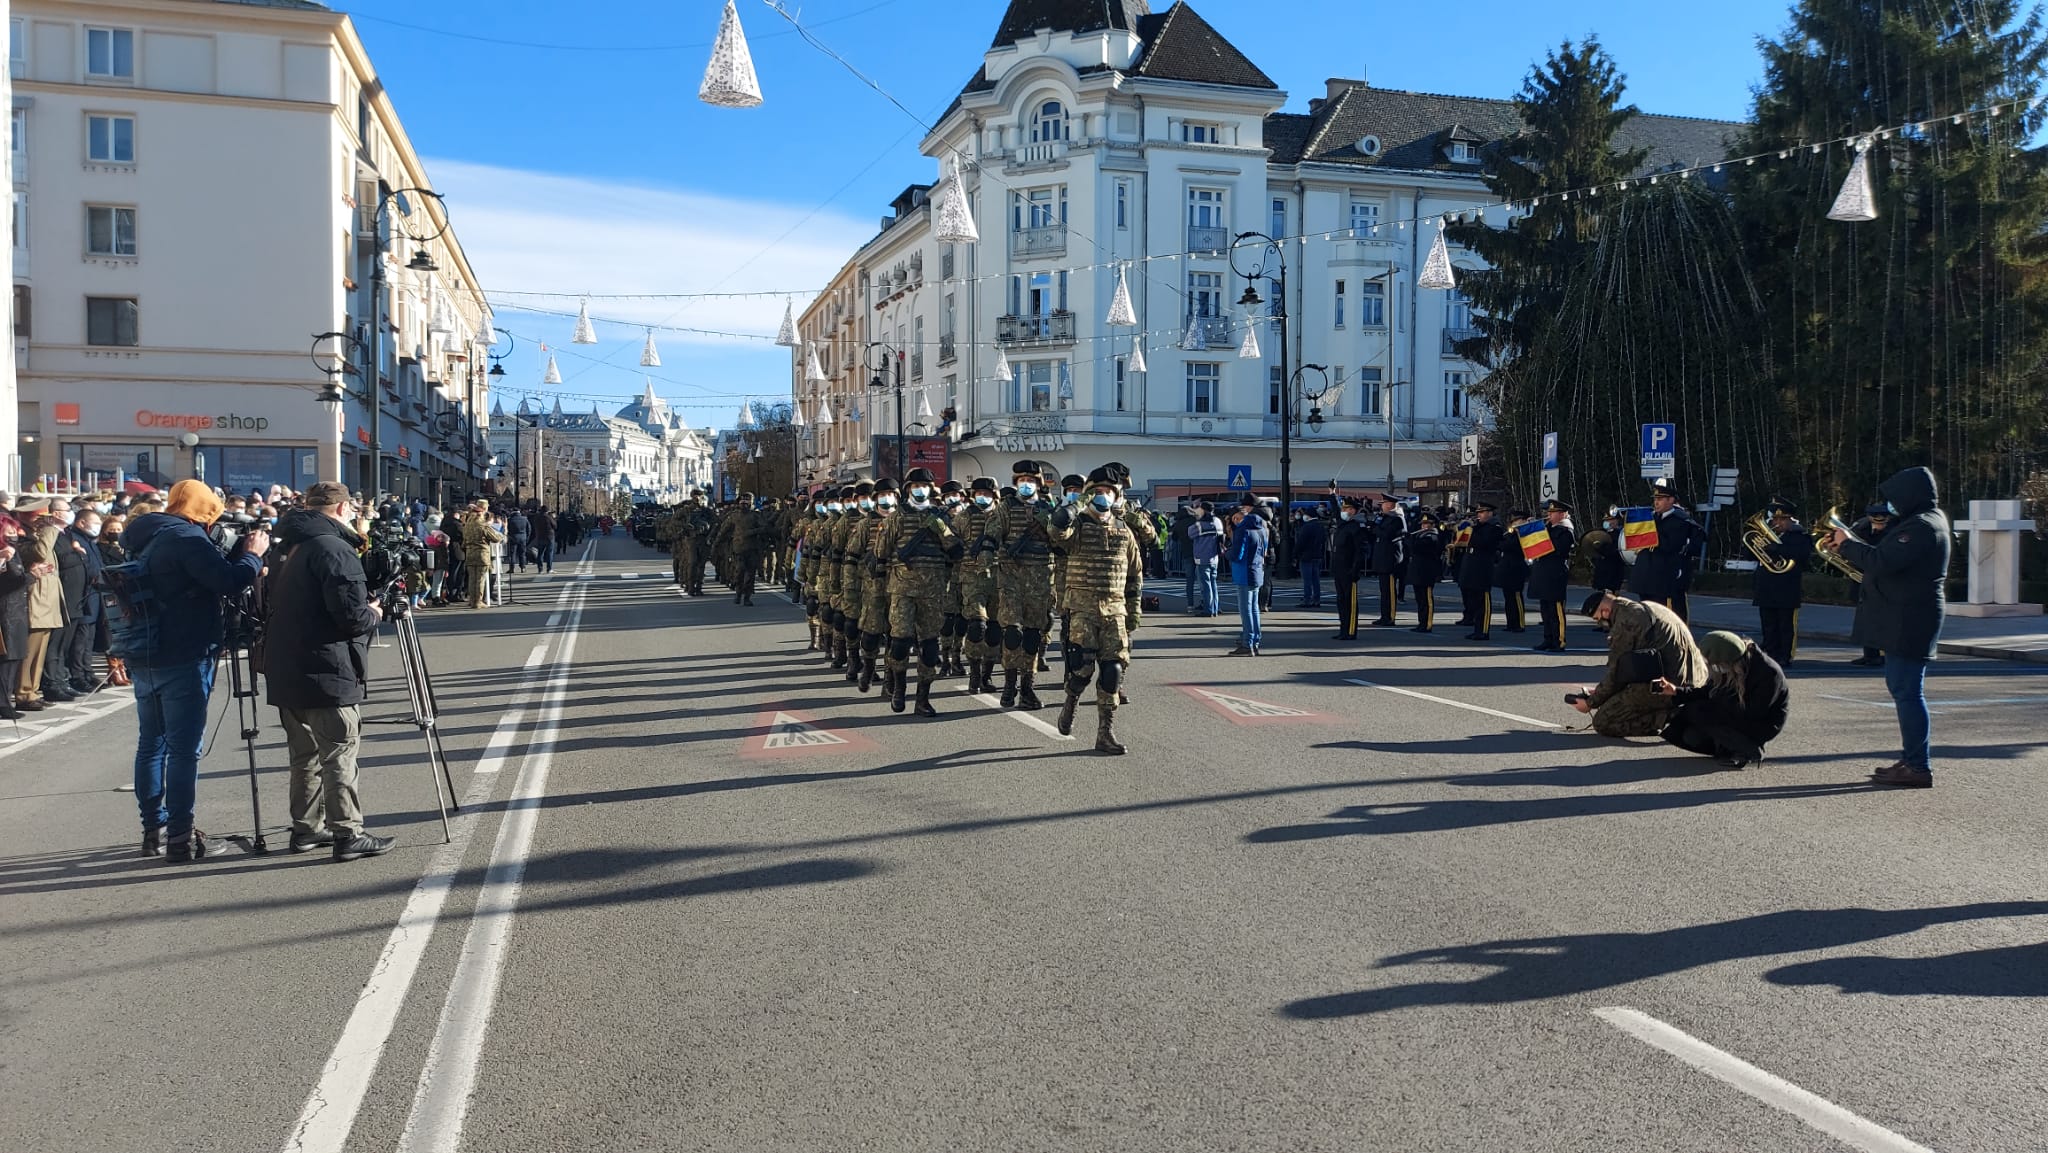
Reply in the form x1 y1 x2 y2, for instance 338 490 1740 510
991 0 1150 47
197 0 332 10
1130 2 1276 90
1275 83 1739 176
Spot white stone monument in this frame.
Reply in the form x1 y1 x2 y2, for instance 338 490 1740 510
1949 499 2042 618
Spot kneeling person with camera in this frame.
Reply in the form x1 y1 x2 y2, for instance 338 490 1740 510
1568 591 1708 738
265 482 391 861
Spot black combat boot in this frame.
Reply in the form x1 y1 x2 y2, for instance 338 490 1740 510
1095 710 1127 756
914 677 938 718
965 660 984 694
831 638 848 670
858 654 877 694
1057 691 1081 736
845 648 861 684
1017 670 1043 711
999 668 1019 708
889 667 908 713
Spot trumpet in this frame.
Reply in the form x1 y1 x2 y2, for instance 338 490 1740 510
1812 505 1866 584
1743 511 1798 575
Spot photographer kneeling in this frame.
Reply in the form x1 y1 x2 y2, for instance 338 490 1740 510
264 483 392 861
1568 591 1708 738
123 480 269 862
1651 630 1789 769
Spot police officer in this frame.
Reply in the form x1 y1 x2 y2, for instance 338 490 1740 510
1407 512 1446 633
1527 500 1577 652
1368 494 1405 627
876 468 961 716
1328 496 1369 640
1049 467 1144 755
1496 508 1531 634
979 460 1056 709
1459 502 1505 641
1751 496 1814 667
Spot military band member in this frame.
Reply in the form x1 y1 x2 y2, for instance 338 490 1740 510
1751 496 1814 666
980 460 1057 710
1528 500 1577 652
1587 507 1626 593
1496 509 1531 634
1328 496 1369 639
1459 502 1506 641
1049 467 1144 755
875 468 961 717
1407 513 1446 633
1629 480 1692 615
1369 494 1405 627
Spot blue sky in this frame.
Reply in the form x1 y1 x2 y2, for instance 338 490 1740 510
346 0 1801 432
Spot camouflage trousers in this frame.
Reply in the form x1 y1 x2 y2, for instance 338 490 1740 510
957 566 1000 662
887 563 950 680
1062 606 1131 718
994 561 1055 672
1593 683 1676 738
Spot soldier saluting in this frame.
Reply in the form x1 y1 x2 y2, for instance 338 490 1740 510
1049 467 1144 755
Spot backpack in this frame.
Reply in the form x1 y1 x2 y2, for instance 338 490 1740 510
99 531 173 661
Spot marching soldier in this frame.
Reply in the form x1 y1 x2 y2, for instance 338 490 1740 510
1328 496 1369 640
1407 512 1446 633
937 480 969 677
875 468 962 716
1528 500 1577 652
1751 496 1814 666
711 494 767 606
836 482 875 680
956 477 1003 693
1049 467 1144 755
855 478 899 693
979 460 1057 710
1495 508 1531 634
1368 494 1405 627
675 491 713 596
796 496 830 651
1458 502 1505 641
1051 472 1086 659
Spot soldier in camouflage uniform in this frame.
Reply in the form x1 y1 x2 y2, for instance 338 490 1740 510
712 494 769 605
854 478 899 693
1051 472 1087 663
1575 591 1709 736
675 492 713 596
1049 467 1144 754
978 460 1057 710
767 497 794 588
834 483 874 678
954 477 1003 693
656 509 683 586
795 496 829 652
874 468 962 716
934 481 969 677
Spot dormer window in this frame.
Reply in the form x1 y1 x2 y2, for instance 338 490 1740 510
1183 121 1223 144
1448 141 1481 163
1031 101 1067 144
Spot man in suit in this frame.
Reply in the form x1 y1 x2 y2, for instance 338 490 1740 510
1751 496 1814 667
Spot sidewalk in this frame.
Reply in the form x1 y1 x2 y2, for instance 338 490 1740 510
1570 584 2048 665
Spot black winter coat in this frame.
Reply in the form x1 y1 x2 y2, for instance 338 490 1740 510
1674 647 1790 746
1369 512 1405 575
1328 516 1369 580
1458 520 1505 591
1838 468 1950 660
263 509 381 710
1407 529 1447 586
119 513 264 668
1588 528 1625 592
0 552 28 660
1751 524 1813 610
1494 527 1529 593
1526 522 1575 601
58 524 105 624
1294 517 1328 568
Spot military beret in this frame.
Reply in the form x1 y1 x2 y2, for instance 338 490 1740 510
1581 591 1611 618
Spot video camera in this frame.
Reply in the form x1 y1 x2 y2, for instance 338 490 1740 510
362 515 427 616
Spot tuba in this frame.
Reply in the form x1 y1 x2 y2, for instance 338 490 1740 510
1743 511 1797 575
1811 505 1865 584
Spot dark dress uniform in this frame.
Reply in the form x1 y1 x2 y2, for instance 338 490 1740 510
1751 508 1814 666
1458 511 1506 640
1369 502 1405 626
1327 503 1369 639
1588 522 1625 593
1526 508 1576 651
1407 523 1446 632
1494 514 1530 633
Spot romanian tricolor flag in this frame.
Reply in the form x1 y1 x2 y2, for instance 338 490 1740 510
1622 507 1659 551
1517 519 1555 561
1454 522 1473 549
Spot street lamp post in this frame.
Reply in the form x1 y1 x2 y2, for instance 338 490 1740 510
365 186 446 500
867 343 905 481
311 330 370 485
1231 232 1290 572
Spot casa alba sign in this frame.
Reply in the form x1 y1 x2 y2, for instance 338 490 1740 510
134 410 273 433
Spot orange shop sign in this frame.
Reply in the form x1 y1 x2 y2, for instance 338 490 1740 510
134 410 272 433
53 403 80 426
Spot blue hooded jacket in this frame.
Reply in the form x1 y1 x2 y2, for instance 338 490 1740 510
118 512 264 667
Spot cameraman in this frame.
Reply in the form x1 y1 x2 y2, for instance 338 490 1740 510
264 482 393 861
122 479 269 862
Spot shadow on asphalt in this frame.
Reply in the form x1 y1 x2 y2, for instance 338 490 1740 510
1279 901 2048 1017
1765 940 2048 997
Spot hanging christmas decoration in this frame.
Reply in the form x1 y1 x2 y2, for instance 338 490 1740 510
792 401 807 429
1057 362 1074 401
775 300 799 347
995 346 1013 382
815 396 835 426
916 388 934 419
1129 337 1147 375
1418 219 1458 291
1181 313 1205 351
542 355 562 385
845 402 863 423
1238 316 1262 359
1827 138 1878 223
933 154 980 245
639 330 662 367
804 341 828 385
698 0 763 109
737 400 756 429
572 299 598 344
1105 264 1137 327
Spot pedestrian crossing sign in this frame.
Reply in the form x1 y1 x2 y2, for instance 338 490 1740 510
1227 466 1252 492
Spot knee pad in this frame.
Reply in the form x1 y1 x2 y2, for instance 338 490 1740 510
1022 628 1044 655
889 637 914 663
1065 671 1095 696
1002 626 1024 651
919 638 941 668
863 632 884 655
1098 661 1124 694
965 620 985 644
942 613 961 638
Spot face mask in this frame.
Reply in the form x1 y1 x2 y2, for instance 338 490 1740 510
57 511 75 526
1089 493 1114 511
943 497 962 509
973 494 993 508
1015 482 1038 499
876 497 897 511
909 487 931 502
907 495 930 510
1340 510 1354 521
1063 491 1080 504
859 499 875 512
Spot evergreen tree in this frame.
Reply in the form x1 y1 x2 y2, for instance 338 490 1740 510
1731 0 2048 505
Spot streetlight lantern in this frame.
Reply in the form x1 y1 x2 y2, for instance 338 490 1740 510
1229 230 1294 575
316 382 347 411
407 249 438 273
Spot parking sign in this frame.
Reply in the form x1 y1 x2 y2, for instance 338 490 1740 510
1640 423 1676 479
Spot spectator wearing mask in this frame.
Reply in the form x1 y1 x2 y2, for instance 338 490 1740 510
1655 631 1789 768
1185 502 1224 617
121 479 268 861
1833 469 1949 788
264 483 392 860
96 516 131 686
1227 501 1270 656
1294 509 1328 610
17 499 69 707
53 504 107 695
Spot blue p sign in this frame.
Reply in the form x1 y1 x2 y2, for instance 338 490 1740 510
1641 423 1676 457
1542 432 1559 471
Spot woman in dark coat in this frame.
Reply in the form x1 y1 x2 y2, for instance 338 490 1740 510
0 516 31 719
96 516 131 685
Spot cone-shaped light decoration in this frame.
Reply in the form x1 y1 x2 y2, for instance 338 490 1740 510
639 330 662 367
1181 313 1205 352
933 154 980 245
804 341 828 386
542 355 562 385
1827 138 1879 223
698 0 763 109
774 299 799 347
815 396 835 426
845 402 863 423
995 346 1013 382
1238 317 1262 359
572 299 598 344
1105 264 1137 327
792 401 807 429
1129 336 1147 375
736 400 756 429
1057 362 1074 401
1418 220 1458 291
916 388 934 420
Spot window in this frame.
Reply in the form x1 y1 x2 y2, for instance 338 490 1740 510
1334 280 1345 328
943 292 956 341
1271 197 1286 240
1448 141 1480 163
1268 365 1284 416
1186 363 1220 414
87 114 136 163
86 297 139 346
13 285 30 339
1187 271 1223 321
1182 121 1222 144
1010 270 1066 317
1031 100 1066 144
1187 187 1225 229
1358 367 1384 416
1113 356 1127 411
1446 288 1472 332
11 107 25 174
9 18 25 71
912 318 924 379
86 206 137 256
11 192 24 253
1361 280 1386 327
86 28 136 80
1444 371 1469 418
1349 199 1380 237
1115 181 1129 230
1011 360 1054 413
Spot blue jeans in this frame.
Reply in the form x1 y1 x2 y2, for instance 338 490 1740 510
133 658 218 838
535 540 555 572
1300 559 1324 607
1883 655 1932 772
1237 582 1263 649
1196 560 1219 615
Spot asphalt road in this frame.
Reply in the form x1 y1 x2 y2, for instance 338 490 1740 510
3 534 2044 1153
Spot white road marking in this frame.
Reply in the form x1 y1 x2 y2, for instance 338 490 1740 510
521 642 548 671
394 583 588 1153
1818 691 2048 709
954 686 1075 741
1345 679 1561 729
762 712 849 749
1592 1007 1935 1153
278 582 577 1153
0 693 133 756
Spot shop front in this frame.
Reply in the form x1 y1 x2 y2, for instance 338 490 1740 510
32 382 331 495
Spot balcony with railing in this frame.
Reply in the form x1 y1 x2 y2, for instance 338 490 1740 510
1187 224 1230 254
910 351 924 380
1007 140 1069 169
1011 224 1067 259
1442 327 1482 356
997 311 1077 345
938 333 957 364
1183 315 1234 348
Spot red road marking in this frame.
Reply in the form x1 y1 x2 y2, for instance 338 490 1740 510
1174 684 1330 725
740 708 878 758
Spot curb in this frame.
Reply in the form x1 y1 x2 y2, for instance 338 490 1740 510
1684 620 2048 666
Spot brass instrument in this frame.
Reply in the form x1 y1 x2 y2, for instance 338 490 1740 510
1811 505 1865 584
1743 510 1797 575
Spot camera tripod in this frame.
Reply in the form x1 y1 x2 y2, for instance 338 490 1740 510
220 642 271 855
368 595 459 844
